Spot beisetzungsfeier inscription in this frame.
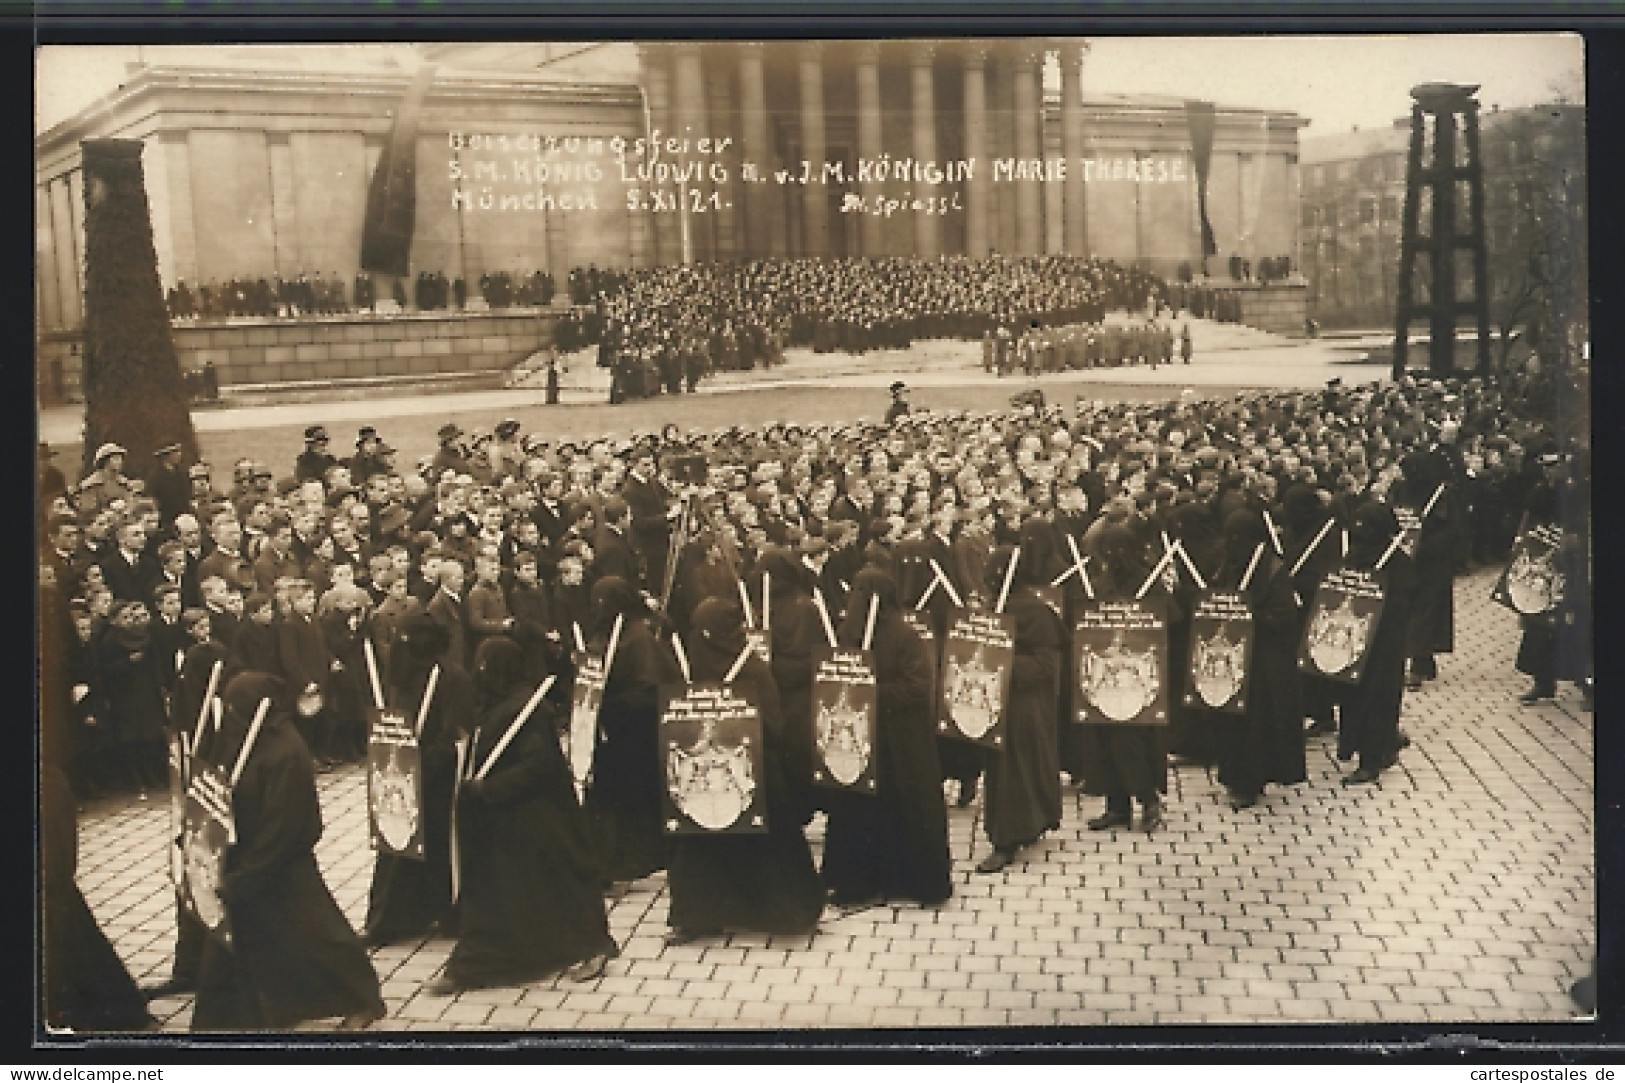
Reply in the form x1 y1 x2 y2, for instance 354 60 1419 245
445 129 1194 217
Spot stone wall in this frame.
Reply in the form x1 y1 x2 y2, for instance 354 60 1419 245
38 309 555 403
1237 282 1309 337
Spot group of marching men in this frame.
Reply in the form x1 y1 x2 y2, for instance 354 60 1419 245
38 362 1591 1032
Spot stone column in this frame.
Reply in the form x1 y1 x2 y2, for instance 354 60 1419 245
707 53 739 261
798 40 828 257
738 41 771 260
1012 42 1043 256
639 44 679 266
265 131 301 278
159 131 199 287
855 40 884 256
910 41 940 259
961 44 989 258
672 41 711 262
1060 43 1088 256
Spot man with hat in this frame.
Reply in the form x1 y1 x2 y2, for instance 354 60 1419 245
886 382 911 426
431 423 467 480
147 441 191 527
347 426 389 483
491 418 524 479
296 426 337 484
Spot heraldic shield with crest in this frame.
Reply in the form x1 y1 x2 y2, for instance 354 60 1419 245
660 682 767 835
938 609 1015 749
181 765 234 932
568 651 607 794
1073 598 1169 725
810 646 878 793
1493 523 1566 617
1185 591 1255 713
1298 568 1387 684
368 709 424 860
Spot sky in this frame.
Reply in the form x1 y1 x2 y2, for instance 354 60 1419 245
1081 34 1584 137
37 34 1584 138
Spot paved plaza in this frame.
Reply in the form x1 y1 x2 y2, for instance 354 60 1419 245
72 566 1594 1034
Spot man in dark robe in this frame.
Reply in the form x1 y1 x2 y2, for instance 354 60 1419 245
586 576 679 882
821 568 952 908
1398 449 1456 690
1074 520 1169 831
432 639 616 990
191 673 385 1031
362 615 476 947
1206 510 1307 808
41 762 154 1032
975 540 1065 873
759 549 819 825
664 598 825 943
1336 502 1415 785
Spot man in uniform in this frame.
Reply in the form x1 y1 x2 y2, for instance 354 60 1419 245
886 382 911 426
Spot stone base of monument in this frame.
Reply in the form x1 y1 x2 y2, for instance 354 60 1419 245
38 308 561 402
1233 282 1310 337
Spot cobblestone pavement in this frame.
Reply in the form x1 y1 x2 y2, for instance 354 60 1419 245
73 568 1593 1033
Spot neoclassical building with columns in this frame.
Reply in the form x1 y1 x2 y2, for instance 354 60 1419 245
36 40 1306 393
635 39 1306 271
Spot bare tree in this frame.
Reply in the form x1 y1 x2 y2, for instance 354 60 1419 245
1481 107 1587 370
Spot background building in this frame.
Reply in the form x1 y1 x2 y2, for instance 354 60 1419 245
36 41 1309 397
1299 99 1586 354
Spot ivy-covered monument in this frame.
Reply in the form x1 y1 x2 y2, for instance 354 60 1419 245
78 138 198 477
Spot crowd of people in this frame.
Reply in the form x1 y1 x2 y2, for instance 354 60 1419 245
163 266 627 322
574 255 1169 401
37 355 1591 1031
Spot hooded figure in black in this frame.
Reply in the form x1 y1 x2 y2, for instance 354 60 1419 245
975 539 1065 873
437 638 616 990
586 575 679 882
41 761 154 1032
664 598 825 943
1163 499 1218 767
758 546 819 824
191 672 385 1031
1074 519 1169 831
1206 509 1307 808
1397 448 1456 686
362 614 476 947
821 568 952 908
1280 482 1342 736
1336 500 1414 785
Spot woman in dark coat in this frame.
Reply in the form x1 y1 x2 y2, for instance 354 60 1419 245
191 672 385 1031
974 541 1065 872
362 614 476 947
759 547 818 824
1336 501 1414 785
436 639 616 990
1074 519 1170 832
665 598 825 942
1206 510 1307 809
586 575 679 882
821 568 952 908
41 761 154 1032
